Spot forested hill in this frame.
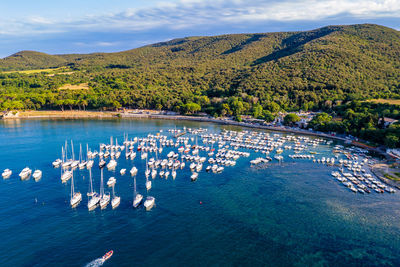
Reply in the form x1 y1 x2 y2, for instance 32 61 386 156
1 23 400 113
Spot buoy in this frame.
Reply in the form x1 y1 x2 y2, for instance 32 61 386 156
199 201 202 205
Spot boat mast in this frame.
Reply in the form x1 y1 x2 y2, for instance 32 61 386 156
89 168 93 194
71 140 75 161
71 170 74 199
79 143 82 163
65 140 68 161
100 168 104 198
110 136 113 159
134 175 137 197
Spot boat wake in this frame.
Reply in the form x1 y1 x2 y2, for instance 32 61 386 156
84 258 105 267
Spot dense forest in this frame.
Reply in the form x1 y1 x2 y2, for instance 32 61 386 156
0 24 399 147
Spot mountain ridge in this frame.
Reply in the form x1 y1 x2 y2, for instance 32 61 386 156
1 23 398 71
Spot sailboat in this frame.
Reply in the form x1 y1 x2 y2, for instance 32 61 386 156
87 169 100 210
130 166 138 176
70 140 79 168
111 182 121 209
61 144 72 169
99 168 110 209
70 171 82 207
106 137 117 170
86 144 94 169
107 176 116 187
146 169 152 190
78 144 87 169
133 175 143 208
61 167 72 182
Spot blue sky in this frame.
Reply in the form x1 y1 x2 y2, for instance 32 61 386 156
1 0 399 58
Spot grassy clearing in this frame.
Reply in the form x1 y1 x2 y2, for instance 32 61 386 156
58 83 89 90
2 67 64 74
367 99 400 105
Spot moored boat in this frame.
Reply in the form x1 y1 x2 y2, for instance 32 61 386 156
144 196 155 211
2 169 12 178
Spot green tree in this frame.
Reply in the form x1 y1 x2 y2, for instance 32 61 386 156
385 134 399 148
182 102 201 114
283 113 300 126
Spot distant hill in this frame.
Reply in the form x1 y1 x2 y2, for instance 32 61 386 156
0 51 68 71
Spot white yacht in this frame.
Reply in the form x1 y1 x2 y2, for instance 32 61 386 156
141 152 148 160
191 172 198 181
196 163 203 172
130 167 138 176
146 175 152 190
70 171 82 207
111 183 120 209
86 160 94 169
32 170 42 180
52 159 62 168
120 168 126 175
99 159 106 168
151 169 157 179
107 159 117 170
2 169 12 178
99 170 110 209
88 193 100 210
190 162 196 170
133 176 143 208
107 177 116 187
100 192 110 209
165 171 170 179
144 196 155 211
61 170 72 182
19 167 32 179
172 170 177 179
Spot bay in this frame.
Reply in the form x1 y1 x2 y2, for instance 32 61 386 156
1 118 400 267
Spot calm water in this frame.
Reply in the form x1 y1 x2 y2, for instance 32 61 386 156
1 118 400 267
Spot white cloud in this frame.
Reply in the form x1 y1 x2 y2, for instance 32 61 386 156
0 0 399 36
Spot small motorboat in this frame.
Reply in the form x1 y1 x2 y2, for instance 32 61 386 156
107 177 116 187
19 167 32 179
144 196 155 211
52 159 62 167
33 170 42 180
102 250 113 261
2 169 12 178
133 193 143 208
99 159 106 168
130 167 138 176
191 172 198 181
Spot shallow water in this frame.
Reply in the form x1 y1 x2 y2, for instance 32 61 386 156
1 118 400 267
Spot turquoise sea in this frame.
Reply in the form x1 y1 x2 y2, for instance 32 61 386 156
1 118 400 267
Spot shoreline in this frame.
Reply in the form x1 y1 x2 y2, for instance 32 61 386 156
1 110 385 155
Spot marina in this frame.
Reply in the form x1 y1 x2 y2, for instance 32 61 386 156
1 118 400 266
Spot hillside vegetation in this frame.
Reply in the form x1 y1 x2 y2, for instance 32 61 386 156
0 24 399 146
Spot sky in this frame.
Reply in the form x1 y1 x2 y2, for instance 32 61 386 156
0 0 399 58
